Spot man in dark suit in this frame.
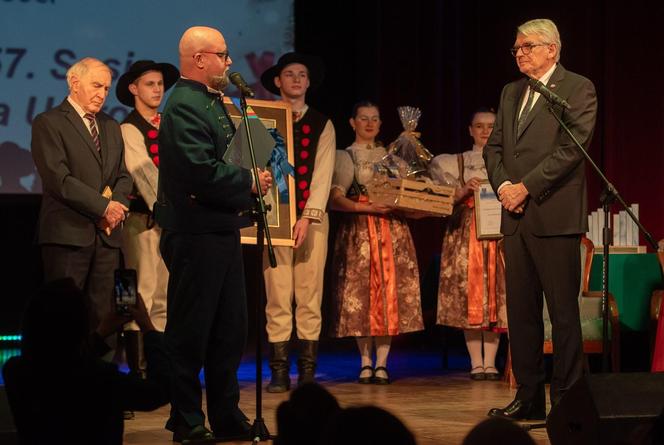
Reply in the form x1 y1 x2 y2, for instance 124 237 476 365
31 57 132 343
483 18 597 420
155 26 271 443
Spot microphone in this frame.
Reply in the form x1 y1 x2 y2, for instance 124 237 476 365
528 78 571 110
229 72 255 98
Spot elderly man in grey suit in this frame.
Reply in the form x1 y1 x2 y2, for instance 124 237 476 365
31 57 132 344
484 18 597 420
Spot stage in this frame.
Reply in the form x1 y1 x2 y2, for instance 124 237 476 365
119 349 550 445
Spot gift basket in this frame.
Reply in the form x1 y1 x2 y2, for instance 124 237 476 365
366 106 453 216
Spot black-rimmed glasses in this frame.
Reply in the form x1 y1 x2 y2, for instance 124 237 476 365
510 43 547 57
199 51 230 61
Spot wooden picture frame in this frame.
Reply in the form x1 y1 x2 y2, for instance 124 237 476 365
474 179 503 240
223 97 295 246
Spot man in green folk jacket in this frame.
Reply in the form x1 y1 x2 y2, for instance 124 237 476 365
155 26 272 443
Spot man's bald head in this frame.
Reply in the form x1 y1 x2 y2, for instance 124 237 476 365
178 26 232 90
179 26 224 57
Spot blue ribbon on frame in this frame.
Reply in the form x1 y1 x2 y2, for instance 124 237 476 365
231 97 293 199
267 128 294 201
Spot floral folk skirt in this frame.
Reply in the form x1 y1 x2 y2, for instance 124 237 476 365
330 212 424 337
436 204 508 331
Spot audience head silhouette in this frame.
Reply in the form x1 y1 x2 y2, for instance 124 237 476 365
462 417 536 445
275 382 341 445
21 278 90 363
320 405 416 445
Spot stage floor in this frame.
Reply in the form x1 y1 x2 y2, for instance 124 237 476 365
120 350 551 445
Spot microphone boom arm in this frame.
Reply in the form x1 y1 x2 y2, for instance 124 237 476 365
528 78 571 110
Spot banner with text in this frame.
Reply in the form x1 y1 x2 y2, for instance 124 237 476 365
0 0 293 193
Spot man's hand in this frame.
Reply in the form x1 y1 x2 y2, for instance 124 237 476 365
104 200 129 227
292 217 310 248
97 218 112 232
513 202 526 214
97 215 121 232
499 182 529 213
251 169 273 195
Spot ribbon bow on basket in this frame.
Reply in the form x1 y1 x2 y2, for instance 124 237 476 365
385 106 433 178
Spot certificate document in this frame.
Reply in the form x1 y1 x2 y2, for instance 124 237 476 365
474 180 503 239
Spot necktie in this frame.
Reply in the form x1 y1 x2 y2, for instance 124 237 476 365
84 113 101 152
517 88 535 134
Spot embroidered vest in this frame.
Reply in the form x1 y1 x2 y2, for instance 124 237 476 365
293 107 327 215
122 110 159 214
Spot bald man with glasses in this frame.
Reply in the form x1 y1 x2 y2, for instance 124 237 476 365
155 26 271 443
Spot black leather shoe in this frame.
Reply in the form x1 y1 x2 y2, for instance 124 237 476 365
470 366 486 381
483 366 502 381
373 366 390 385
487 398 546 421
214 419 253 442
358 365 374 384
172 424 216 444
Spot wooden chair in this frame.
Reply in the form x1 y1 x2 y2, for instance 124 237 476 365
504 236 621 387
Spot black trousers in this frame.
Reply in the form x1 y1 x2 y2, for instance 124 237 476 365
503 221 584 405
41 235 119 334
160 229 248 430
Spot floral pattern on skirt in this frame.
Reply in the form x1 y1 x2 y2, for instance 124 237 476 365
331 213 424 337
436 205 508 331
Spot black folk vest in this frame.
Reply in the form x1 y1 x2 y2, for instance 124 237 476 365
122 110 159 214
293 107 328 215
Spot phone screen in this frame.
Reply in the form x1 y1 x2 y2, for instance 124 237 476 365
114 269 137 314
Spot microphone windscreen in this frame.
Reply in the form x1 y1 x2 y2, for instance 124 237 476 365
229 72 244 86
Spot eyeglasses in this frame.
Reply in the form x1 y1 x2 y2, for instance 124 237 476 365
510 43 548 57
199 50 231 62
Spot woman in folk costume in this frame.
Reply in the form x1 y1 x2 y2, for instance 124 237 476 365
429 108 507 380
329 101 423 384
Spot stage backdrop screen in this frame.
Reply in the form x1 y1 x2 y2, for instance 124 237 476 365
0 0 294 193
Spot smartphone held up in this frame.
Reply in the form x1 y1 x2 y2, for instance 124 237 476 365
114 269 137 315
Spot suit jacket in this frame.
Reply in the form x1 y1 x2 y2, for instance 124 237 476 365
155 79 253 233
31 99 132 248
483 65 597 236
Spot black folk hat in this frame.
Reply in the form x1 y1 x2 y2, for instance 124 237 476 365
260 52 325 96
116 60 180 107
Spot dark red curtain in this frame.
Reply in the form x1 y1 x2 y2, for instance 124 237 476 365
296 0 664 270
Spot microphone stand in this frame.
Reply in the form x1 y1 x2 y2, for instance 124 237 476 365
237 91 277 444
544 104 658 372
520 101 657 435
